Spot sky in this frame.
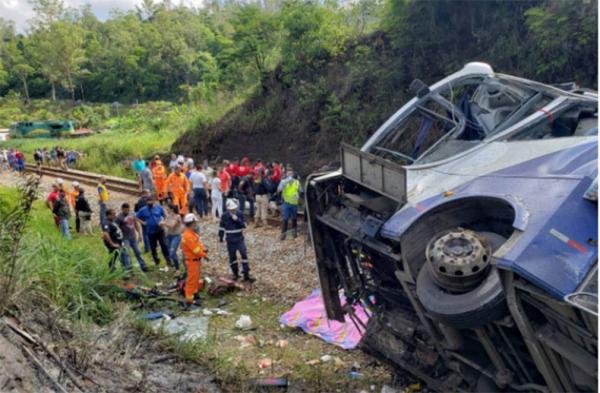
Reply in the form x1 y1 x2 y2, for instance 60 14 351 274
0 0 205 33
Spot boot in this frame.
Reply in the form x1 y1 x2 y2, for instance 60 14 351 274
280 219 288 241
230 263 240 281
243 273 256 283
292 219 298 238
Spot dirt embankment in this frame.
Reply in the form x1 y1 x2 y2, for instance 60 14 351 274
172 33 407 176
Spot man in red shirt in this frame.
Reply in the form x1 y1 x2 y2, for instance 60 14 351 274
46 183 61 228
238 157 251 177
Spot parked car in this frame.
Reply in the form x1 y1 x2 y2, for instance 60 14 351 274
306 62 597 392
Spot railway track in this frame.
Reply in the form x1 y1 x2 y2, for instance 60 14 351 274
25 163 140 195
24 164 305 228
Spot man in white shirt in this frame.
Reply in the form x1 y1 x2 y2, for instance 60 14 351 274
189 165 208 218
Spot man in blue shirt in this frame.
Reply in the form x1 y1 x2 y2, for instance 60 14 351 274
136 196 172 268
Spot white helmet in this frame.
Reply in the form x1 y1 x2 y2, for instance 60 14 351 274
72 181 79 187
226 199 239 211
183 213 197 224
56 178 64 185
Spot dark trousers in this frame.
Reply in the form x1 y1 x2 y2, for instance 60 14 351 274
193 188 208 217
226 239 249 275
148 230 171 266
75 210 80 233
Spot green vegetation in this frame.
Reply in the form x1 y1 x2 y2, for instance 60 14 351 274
0 94 244 178
0 182 389 390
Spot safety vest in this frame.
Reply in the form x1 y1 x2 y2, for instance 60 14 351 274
282 179 300 205
97 183 109 202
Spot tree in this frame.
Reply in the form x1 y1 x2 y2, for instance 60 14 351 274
2 40 35 102
232 5 281 81
29 0 66 28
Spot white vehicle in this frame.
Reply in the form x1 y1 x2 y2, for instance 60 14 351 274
306 63 598 392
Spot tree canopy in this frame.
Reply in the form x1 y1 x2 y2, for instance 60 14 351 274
0 0 596 103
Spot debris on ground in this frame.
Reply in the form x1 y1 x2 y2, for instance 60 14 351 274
234 314 253 330
257 358 273 369
151 315 209 342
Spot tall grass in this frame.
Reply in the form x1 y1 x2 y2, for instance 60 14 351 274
0 185 123 323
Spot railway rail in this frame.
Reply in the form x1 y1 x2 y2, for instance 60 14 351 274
24 163 305 228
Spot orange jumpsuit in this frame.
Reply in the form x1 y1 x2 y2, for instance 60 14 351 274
181 228 207 303
152 162 167 200
166 172 190 214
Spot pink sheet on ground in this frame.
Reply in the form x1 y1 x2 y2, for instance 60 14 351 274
279 289 370 350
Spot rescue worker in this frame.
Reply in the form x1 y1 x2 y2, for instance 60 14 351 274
181 213 207 307
97 176 110 227
70 181 81 233
166 166 190 214
219 199 255 282
278 169 302 240
152 156 167 201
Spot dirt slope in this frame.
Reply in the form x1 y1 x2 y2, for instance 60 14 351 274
173 33 407 176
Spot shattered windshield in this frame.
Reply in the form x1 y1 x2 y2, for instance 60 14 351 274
369 77 548 165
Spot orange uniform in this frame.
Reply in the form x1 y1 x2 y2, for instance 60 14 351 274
152 162 167 200
69 188 79 209
180 228 207 303
166 172 190 214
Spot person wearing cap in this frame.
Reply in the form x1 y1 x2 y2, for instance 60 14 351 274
97 176 110 227
218 199 255 282
278 169 303 240
181 213 207 306
70 181 81 232
152 156 167 201
166 166 191 215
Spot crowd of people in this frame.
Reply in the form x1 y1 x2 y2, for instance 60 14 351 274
44 153 304 309
0 148 26 172
34 146 83 170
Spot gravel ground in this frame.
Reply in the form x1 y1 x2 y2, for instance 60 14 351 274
0 170 319 305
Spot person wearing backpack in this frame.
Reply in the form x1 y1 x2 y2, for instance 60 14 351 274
53 190 72 240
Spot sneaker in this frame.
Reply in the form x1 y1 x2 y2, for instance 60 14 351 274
141 266 149 272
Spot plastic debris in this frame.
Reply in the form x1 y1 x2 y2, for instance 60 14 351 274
257 358 273 369
250 377 289 388
202 309 214 316
320 355 332 362
139 311 174 320
349 371 363 379
150 316 209 342
235 314 253 330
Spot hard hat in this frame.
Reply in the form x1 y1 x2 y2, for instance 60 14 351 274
226 199 239 210
56 178 64 185
72 181 79 187
183 213 197 224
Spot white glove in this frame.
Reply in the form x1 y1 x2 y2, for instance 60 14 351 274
231 214 238 221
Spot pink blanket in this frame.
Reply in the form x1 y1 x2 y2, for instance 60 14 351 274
279 289 370 349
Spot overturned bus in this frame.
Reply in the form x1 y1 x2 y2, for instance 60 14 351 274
305 63 598 392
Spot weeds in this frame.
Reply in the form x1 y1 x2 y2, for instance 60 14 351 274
0 175 39 314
